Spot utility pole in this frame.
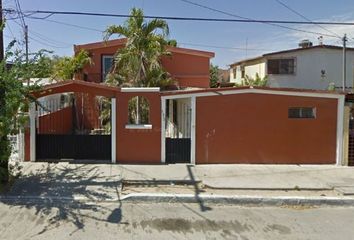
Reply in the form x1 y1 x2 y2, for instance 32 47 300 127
342 33 347 91
25 24 29 86
0 0 4 62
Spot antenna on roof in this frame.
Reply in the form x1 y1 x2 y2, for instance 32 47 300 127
318 36 323 45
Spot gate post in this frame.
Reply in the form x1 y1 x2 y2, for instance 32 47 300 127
111 98 116 163
191 96 196 165
29 102 36 162
161 98 166 164
343 105 350 166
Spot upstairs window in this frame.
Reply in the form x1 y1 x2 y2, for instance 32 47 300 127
288 107 316 119
102 55 114 82
268 58 295 75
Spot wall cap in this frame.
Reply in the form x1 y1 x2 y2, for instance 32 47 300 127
125 124 153 130
121 88 160 93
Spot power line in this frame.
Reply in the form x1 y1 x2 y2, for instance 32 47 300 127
24 16 272 51
28 35 71 49
6 9 352 34
179 42 272 51
14 0 25 28
5 21 21 49
29 29 72 47
274 0 341 38
177 0 340 38
26 16 103 32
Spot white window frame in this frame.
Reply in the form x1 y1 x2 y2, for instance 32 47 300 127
102 55 114 82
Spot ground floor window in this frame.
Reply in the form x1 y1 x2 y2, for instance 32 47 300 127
288 107 316 119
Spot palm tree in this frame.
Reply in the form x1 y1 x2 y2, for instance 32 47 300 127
103 7 173 88
104 8 175 125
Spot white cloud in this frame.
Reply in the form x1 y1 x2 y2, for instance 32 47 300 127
287 12 354 46
214 12 354 68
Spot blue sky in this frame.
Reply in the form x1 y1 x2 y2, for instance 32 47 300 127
3 0 354 68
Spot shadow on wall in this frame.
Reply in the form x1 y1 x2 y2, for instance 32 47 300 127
1 164 124 235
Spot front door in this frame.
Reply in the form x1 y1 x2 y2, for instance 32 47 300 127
165 98 191 164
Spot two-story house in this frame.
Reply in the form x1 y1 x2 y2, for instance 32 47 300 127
74 38 215 88
229 43 354 90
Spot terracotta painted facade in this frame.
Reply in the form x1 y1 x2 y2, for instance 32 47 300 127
115 91 161 164
195 93 337 164
26 81 344 165
74 39 214 88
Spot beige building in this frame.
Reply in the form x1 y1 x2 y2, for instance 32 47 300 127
229 44 354 90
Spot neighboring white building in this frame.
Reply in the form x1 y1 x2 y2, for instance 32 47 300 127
229 44 354 90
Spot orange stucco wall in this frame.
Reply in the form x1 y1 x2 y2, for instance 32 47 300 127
161 53 210 88
38 107 73 134
81 45 123 83
195 93 338 164
115 92 161 164
80 46 211 88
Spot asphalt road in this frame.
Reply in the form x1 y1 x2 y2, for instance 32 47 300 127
0 200 353 240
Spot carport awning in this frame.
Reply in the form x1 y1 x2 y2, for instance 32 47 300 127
31 80 120 98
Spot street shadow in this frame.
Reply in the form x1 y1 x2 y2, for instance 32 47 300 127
0 163 124 236
186 165 212 212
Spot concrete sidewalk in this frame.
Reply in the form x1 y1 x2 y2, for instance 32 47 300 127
4 162 354 202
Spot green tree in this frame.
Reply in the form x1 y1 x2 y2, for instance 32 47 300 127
210 64 219 88
27 49 54 78
104 7 173 88
237 73 268 87
51 50 92 81
103 8 176 127
0 41 47 184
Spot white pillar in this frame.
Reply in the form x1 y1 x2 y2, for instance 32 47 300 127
161 98 166 164
336 95 345 165
111 98 117 164
190 96 196 165
29 102 36 162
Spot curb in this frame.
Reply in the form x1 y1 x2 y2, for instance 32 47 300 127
119 193 354 206
1 193 354 206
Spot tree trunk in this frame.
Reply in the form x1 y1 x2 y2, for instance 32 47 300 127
136 96 140 124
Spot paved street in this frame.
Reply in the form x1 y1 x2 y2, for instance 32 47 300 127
0 201 354 240
8 162 354 201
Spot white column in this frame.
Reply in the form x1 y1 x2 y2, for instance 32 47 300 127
190 96 196 165
29 102 36 162
161 98 166 164
336 95 345 165
111 98 117 164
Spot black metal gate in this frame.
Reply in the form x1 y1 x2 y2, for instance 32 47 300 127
349 130 354 166
36 135 111 160
165 138 191 163
36 93 112 161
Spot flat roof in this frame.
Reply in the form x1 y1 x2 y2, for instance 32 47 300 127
161 86 344 97
230 44 354 67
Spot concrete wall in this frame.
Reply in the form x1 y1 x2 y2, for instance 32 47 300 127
38 107 73 134
195 93 338 164
230 49 354 90
116 92 161 164
80 46 211 88
161 52 210 88
267 48 354 90
230 62 266 84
